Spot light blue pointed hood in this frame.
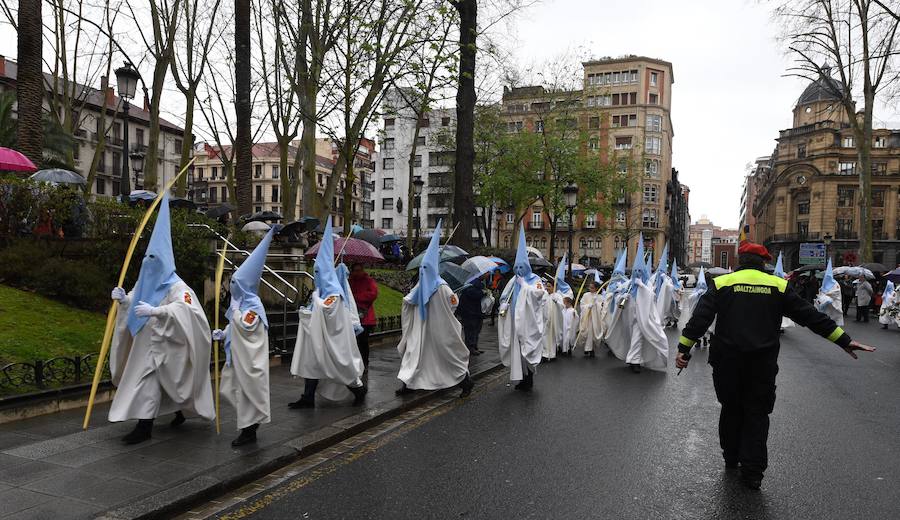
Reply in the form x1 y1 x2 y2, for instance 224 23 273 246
314 216 348 302
509 224 540 309
127 194 181 336
671 259 681 290
696 267 708 292
612 248 627 277
883 280 895 301
406 219 447 320
630 234 649 285
555 253 572 295
774 252 786 279
228 226 274 329
821 258 837 292
654 244 669 296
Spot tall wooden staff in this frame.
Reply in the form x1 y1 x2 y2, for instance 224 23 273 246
212 244 228 434
82 159 195 429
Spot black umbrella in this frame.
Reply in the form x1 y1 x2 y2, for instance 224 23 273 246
354 228 385 247
687 261 712 269
168 197 197 211
439 262 471 291
245 210 283 223
205 204 234 219
529 257 553 269
859 262 889 273
792 264 825 273
380 234 402 243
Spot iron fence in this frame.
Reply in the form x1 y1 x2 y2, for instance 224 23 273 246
0 353 110 392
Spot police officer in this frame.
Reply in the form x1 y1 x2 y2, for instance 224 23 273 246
675 241 875 490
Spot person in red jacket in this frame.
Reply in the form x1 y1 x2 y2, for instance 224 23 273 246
349 263 379 368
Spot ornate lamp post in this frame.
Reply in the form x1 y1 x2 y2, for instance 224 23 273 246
563 182 579 279
413 176 424 247
823 232 833 265
114 63 140 202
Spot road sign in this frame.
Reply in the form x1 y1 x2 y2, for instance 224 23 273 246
799 242 826 265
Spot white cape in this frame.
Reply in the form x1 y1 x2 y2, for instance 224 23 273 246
879 291 899 327
397 284 470 389
543 292 567 359
815 284 844 327
575 291 603 353
498 278 547 382
221 309 271 430
653 275 676 326
561 307 578 353
109 281 214 422
605 281 669 371
290 290 364 402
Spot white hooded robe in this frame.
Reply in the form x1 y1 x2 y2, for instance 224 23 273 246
220 309 271 430
498 278 547 381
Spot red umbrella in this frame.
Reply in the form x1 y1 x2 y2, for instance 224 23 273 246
0 147 38 172
305 237 385 265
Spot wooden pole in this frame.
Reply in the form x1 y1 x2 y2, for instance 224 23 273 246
82 158 195 430
212 244 227 435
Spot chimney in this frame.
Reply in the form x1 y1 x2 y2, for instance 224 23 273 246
101 75 115 107
0 55 5 77
143 91 150 112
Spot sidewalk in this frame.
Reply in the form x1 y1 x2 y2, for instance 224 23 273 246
0 324 502 520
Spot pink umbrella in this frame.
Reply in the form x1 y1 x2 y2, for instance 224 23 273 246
305 236 385 265
0 147 38 172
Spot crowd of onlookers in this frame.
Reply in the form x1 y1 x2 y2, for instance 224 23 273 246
791 271 895 325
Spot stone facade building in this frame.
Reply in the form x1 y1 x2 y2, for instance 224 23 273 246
495 55 678 266
749 75 900 269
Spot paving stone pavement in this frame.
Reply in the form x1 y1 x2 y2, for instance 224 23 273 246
0 325 501 520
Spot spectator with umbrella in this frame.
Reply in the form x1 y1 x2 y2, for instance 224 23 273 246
855 272 874 323
348 263 378 368
457 274 487 357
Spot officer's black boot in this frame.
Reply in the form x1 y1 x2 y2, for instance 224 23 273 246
232 423 259 447
289 379 319 408
170 411 186 427
122 419 154 445
459 374 474 398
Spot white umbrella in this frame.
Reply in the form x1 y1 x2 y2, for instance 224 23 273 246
526 246 544 259
241 221 271 234
570 263 587 272
707 267 732 276
461 255 504 283
833 265 875 279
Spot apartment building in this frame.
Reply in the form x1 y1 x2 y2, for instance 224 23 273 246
0 56 187 199
750 73 900 268
315 137 377 228
495 55 677 265
687 216 738 265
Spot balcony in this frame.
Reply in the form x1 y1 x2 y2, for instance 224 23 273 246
835 231 857 240
527 222 544 230
872 232 889 241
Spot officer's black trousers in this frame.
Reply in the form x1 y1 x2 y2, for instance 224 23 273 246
461 316 483 352
710 345 780 480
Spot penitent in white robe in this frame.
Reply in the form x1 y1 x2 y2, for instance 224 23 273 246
561 307 578 353
543 292 566 359
653 276 676 327
575 292 603 353
109 282 214 422
815 284 844 327
605 282 669 371
290 290 364 401
220 309 271 430
397 284 470 390
498 278 547 382
879 291 899 328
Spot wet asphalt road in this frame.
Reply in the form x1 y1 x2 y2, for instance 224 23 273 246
235 320 900 520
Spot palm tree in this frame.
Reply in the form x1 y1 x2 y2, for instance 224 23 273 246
233 0 252 217
16 0 43 164
1 91 73 168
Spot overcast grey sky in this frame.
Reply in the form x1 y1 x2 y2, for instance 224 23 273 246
508 0 818 228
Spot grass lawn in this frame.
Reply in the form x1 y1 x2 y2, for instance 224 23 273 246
0 285 105 365
372 282 403 318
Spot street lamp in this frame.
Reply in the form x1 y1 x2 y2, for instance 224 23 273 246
823 233 833 264
563 182 579 279
115 63 141 202
412 176 424 247
129 150 145 190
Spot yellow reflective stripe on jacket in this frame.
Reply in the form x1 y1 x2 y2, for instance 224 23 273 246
713 269 788 293
827 326 845 343
679 335 696 348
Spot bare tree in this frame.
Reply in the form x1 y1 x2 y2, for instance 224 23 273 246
774 0 900 262
16 0 43 164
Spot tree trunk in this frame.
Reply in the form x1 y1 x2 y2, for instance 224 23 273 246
342 152 355 235
856 117 874 262
452 0 476 249
299 96 318 217
176 91 196 197
16 0 43 166
279 139 293 220
549 215 557 263
234 0 253 216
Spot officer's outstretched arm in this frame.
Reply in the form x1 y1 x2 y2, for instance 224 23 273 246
783 289 876 358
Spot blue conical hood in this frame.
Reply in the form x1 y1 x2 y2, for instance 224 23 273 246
613 248 627 276
314 216 347 301
555 253 572 295
883 280 895 300
696 267 707 291
406 219 447 320
127 193 180 336
774 252 786 279
821 258 836 292
656 244 669 275
229 226 275 328
513 224 533 279
671 259 681 289
630 234 648 284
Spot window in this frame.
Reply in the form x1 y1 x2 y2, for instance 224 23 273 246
617 159 628 174
612 93 621 106
318 174 323 186
273 206 280 214
383 158 395 170
613 72 620 84
255 206 262 213
383 138 395 151
616 210 626 223
135 128 144 145
221 186 228 202
112 180 120 197
506 213 514 224
254 164 263 178
872 188 885 207
872 162 887 176
418 117 430 128
382 218 393 229
413 155 423 167
196 167 204 181
255 185 263 202
209 188 217 203
96 177 106 195
531 210 543 228
837 186 855 207
646 114 661 132
272 186 279 203
212 166 218 179
98 152 106 173
383 178 394 190
584 214 596 228
645 136 661 155
589 138 600 151
797 200 810 215
615 136 632 150
384 118 395 128
644 183 659 204
612 114 637 128
838 161 855 175
73 143 80 160
645 159 659 178
589 117 600 129
432 151 454 167
798 144 806 158
874 136 887 148
836 218 854 238
648 93 659 105
415 135 426 146
534 120 544 132
797 220 809 236
382 198 394 210
112 151 121 176
174 138 182 153
873 219 884 238
650 71 659 87
642 208 658 228
272 166 279 179
720 251 728 268
507 121 524 132
441 117 451 126
842 136 854 148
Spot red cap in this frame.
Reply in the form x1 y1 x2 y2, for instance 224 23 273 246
738 240 772 260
